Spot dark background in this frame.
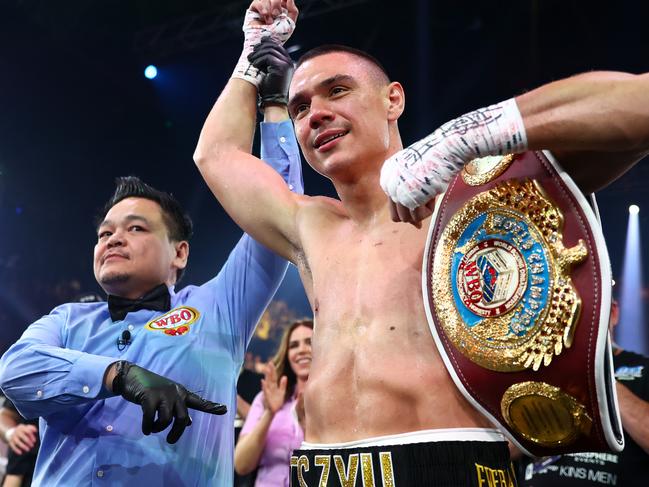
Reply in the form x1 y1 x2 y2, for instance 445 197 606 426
1 0 648 354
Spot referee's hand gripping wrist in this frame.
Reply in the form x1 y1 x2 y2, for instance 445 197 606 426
112 361 227 444
248 37 294 109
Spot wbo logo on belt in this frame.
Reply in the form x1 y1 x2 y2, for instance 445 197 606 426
441 169 585 373
423 152 623 457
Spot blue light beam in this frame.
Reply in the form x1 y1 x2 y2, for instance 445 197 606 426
616 205 646 354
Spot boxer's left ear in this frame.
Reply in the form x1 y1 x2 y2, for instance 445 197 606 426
386 81 405 122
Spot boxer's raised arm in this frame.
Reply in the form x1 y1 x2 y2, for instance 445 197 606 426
194 79 300 262
381 71 649 221
517 71 649 193
194 0 302 263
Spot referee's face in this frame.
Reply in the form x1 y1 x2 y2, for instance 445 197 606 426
93 197 188 299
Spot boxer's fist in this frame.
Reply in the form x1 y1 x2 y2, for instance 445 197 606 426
243 0 299 37
381 98 527 223
246 0 298 40
233 0 298 87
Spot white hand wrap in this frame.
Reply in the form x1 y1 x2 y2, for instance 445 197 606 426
231 8 295 88
380 98 528 209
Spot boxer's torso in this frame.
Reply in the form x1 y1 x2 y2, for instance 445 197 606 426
295 198 491 443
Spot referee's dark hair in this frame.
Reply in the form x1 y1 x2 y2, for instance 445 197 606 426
96 176 193 283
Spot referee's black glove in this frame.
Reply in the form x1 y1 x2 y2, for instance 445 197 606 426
112 360 226 444
248 37 295 109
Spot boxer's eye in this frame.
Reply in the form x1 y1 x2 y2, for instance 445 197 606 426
293 104 309 118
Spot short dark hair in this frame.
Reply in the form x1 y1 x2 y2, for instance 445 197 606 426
296 44 390 83
96 176 193 282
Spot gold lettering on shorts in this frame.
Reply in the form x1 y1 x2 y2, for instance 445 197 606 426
334 454 359 487
360 453 375 487
475 463 515 487
315 455 331 486
290 456 298 482
379 452 396 487
475 464 485 487
288 455 308 487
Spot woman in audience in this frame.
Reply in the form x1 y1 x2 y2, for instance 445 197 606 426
235 320 313 487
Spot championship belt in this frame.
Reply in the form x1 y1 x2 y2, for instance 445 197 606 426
422 150 624 457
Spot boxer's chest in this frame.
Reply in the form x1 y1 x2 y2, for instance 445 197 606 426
307 219 430 323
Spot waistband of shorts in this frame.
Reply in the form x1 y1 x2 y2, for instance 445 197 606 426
299 428 505 450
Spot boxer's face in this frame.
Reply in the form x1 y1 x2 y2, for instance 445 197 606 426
94 197 187 299
287 324 313 381
289 52 394 177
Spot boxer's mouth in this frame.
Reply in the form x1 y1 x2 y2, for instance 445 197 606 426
313 129 349 150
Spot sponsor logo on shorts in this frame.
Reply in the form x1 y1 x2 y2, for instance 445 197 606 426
145 306 199 336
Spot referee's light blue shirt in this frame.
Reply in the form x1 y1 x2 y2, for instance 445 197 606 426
0 120 303 486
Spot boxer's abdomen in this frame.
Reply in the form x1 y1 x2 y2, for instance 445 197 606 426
301 216 491 443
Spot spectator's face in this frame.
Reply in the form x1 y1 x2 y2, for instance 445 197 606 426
93 197 187 298
287 325 313 381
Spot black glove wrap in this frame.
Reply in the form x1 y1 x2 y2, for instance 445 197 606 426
248 37 295 109
112 360 182 405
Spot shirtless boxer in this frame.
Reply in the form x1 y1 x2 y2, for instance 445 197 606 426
194 1 649 484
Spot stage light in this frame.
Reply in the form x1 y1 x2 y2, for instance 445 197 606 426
617 204 646 354
144 65 158 80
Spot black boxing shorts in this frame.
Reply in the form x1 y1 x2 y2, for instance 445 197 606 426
290 428 517 486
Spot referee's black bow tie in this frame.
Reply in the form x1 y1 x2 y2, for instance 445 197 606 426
108 283 171 322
